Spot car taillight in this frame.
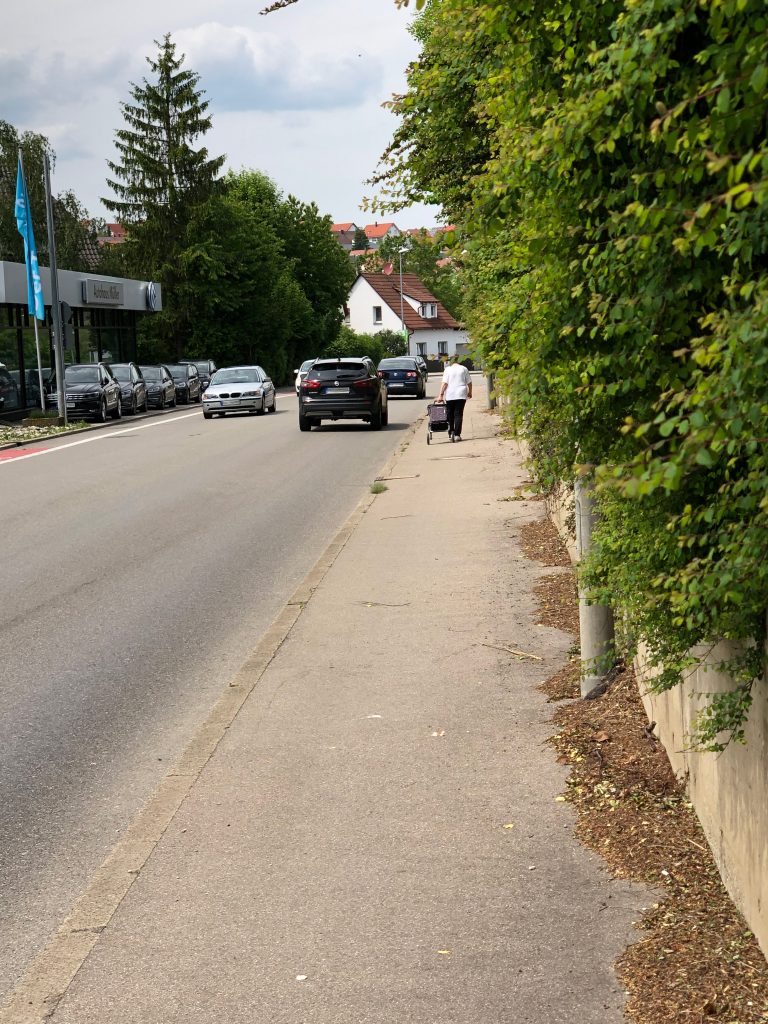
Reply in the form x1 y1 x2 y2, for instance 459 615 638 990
353 378 376 392
301 378 322 391
405 371 417 378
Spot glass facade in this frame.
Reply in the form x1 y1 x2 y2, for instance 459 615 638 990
0 303 138 416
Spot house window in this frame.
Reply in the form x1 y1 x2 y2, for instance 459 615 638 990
417 342 426 356
419 302 437 319
438 341 448 356
373 306 382 324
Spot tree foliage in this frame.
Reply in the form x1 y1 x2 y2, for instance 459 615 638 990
104 34 225 357
225 169 355 372
376 0 768 748
323 325 385 365
0 120 96 272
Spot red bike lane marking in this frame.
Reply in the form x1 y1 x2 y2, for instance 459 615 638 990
0 447 49 461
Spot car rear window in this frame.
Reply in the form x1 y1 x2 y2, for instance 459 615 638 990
309 361 368 381
379 359 416 369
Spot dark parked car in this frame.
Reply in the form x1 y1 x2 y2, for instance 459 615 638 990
180 358 217 391
49 363 122 421
140 364 177 409
377 356 427 398
166 363 202 404
0 367 21 412
111 362 148 415
298 357 388 431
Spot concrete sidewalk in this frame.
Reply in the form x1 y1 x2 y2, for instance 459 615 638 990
4 387 645 1023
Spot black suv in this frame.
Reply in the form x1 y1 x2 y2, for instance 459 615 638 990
50 363 122 421
298 357 388 431
180 358 217 392
166 363 202 404
111 362 148 415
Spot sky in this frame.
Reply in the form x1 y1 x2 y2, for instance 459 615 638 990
3 0 441 230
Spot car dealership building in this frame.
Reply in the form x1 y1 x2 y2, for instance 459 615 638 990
0 261 161 418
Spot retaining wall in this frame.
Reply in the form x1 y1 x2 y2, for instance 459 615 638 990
547 488 768 958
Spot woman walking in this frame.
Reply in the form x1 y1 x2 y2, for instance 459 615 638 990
437 356 472 441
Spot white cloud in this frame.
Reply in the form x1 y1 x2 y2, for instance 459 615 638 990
1 0 442 227
174 22 383 112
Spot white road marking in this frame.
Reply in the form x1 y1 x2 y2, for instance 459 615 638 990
0 412 202 466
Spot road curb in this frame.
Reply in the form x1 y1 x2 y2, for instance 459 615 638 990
0 414 423 1024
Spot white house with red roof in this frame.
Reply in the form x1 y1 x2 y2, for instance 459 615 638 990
330 222 359 251
347 272 470 360
363 222 402 249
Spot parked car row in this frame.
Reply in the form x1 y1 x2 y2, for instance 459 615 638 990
46 357 216 422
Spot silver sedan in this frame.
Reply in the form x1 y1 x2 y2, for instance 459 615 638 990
202 366 277 419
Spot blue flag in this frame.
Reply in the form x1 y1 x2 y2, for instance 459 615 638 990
15 157 45 321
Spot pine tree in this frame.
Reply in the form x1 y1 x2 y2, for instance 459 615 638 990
104 34 225 353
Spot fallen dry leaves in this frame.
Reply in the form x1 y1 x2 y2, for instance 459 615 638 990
524 513 768 1023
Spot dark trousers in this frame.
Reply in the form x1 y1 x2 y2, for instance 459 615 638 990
445 398 466 437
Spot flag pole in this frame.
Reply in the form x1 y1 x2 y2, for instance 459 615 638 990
17 150 47 411
43 152 67 425
32 316 45 411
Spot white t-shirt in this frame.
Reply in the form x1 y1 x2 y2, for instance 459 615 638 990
441 362 471 400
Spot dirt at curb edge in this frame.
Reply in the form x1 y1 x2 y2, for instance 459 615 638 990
520 513 768 1024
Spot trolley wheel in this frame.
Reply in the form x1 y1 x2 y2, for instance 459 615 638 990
427 431 431 445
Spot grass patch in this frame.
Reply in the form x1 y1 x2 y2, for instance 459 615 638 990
0 421 90 444
370 481 388 494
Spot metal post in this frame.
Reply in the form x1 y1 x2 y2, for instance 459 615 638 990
43 153 66 425
574 474 615 697
398 249 405 345
32 317 45 410
487 371 496 410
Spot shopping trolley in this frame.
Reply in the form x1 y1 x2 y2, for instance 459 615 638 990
426 401 450 444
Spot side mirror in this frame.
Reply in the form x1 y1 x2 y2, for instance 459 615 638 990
293 369 299 376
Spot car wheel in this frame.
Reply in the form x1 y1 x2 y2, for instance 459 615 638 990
370 403 383 430
299 413 312 432
382 403 389 427
172 393 178 407
203 410 213 419
127 394 136 415
269 393 277 413
96 398 107 423
110 395 122 420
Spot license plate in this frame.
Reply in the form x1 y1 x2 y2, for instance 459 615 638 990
390 382 404 387
66 401 75 408
329 387 349 395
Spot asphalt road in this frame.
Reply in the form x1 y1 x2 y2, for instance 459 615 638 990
0 387 432 1001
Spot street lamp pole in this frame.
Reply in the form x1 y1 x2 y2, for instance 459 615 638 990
398 247 408 354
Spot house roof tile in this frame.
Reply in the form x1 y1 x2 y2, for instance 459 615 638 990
364 222 399 239
359 272 460 332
